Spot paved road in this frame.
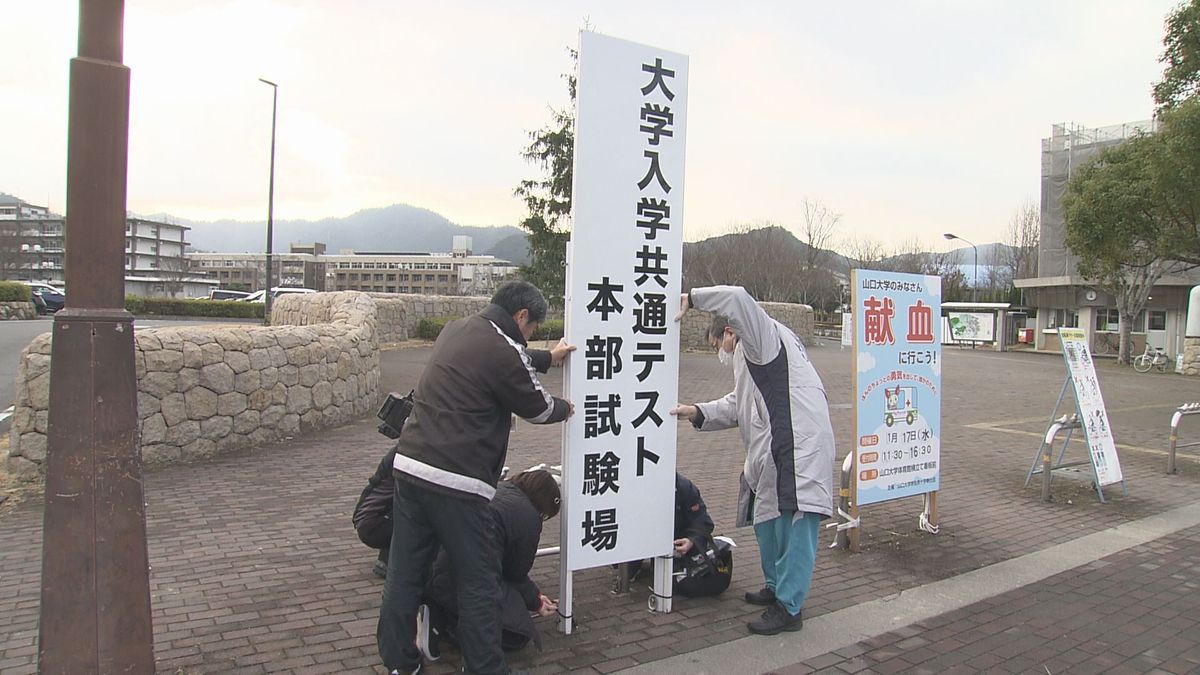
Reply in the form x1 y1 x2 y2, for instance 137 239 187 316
0 316 258 418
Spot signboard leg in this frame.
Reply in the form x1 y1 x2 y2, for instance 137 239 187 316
919 492 939 533
650 556 672 613
558 564 574 635
848 450 861 553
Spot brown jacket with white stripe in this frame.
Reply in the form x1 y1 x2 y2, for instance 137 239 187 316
393 304 570 501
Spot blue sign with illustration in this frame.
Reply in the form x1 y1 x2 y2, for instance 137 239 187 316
852 270 942 506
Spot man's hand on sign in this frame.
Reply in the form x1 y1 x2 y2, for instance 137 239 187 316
669 404 698 422
674 293 689 322
673 538 694 556
566 400 575 418
550 338 576 366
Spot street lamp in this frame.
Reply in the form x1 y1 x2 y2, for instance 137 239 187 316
943 232 978 303
259 77 277 318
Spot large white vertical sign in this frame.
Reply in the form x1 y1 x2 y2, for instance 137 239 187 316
563 32 688 571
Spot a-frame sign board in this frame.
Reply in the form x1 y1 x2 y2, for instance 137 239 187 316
1024 328 1127 502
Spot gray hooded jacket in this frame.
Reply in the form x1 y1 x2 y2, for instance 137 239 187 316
691 285 836 526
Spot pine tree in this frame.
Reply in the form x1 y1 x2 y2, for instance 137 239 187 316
514 49 577 306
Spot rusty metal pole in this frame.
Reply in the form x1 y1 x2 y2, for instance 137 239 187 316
39 1 154 672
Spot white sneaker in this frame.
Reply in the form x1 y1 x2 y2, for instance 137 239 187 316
416 604 441 662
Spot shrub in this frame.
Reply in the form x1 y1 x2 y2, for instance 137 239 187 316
532 319 564 341
0 281 32 302
417 316 458 340
125 296 265 319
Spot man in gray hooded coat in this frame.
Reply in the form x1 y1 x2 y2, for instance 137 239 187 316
671 285 835 635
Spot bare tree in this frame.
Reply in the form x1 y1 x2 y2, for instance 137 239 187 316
157 257 190 298
840 233 887 269
797 199 841 306
1004 200 1040 281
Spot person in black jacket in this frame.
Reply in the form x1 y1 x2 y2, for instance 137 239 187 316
354 448 398 578
622 472 715 583
672 473 716 557
377 281 574 675
416 469 560 661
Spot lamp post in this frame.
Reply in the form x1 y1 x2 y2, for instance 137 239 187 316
259 77 277 318
943 232 978 303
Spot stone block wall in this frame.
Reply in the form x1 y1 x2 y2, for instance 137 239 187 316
1182 337 1200 376
6 291 379 479
0 301 35 320
369 292 812 350
370 294 493 343
678 301 815 350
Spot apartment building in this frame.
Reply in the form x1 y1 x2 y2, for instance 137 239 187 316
1 195 214 296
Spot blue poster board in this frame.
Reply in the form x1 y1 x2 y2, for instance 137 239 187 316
852 270 943 506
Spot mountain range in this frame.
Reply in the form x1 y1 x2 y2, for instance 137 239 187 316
158 204 529 263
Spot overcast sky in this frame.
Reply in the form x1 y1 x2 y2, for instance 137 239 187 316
2 1 1180 249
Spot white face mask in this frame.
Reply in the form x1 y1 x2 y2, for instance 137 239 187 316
717 347 734 366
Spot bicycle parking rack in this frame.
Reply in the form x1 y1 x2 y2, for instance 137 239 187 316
1168 402 1200 474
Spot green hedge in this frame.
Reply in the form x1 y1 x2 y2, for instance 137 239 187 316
0 281 32 302
417 316 565 342
532 319 564 341
417 316 458 340
125 295 265 319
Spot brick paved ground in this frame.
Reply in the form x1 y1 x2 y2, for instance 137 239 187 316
1 341 1199 673
770 523 1200 675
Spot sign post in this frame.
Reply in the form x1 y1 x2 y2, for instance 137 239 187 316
846 270 943 551
559 31 689 632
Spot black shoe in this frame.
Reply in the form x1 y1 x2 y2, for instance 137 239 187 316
373 558 388 579
744 586 776 606
388 664 421 675
747 601 802 635
416 604 441 662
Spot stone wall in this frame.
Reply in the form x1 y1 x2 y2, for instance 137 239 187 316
370 294 492 343
6 291 379 479
369 292 813 349
1182 337 1200 376
679 301 815 350
0 301 35 320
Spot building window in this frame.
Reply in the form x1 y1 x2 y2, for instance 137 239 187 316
1148 310 1167 331
374 273 384 281
1094 308 1119 332
1048 309 1078 329
425 274 435 281
386 274 396 281
350 273 359 281
351 262 363 269
339 262 350 269
399 274 409 281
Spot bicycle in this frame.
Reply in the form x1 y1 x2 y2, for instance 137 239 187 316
1093 332 1119 355
1132 344 1170 373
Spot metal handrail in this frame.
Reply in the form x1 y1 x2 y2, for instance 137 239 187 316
1168 402 1200 474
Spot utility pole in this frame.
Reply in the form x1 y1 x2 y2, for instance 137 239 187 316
40 1 154 672
259 78 277 318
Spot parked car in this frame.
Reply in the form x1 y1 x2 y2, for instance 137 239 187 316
240 287 318 303
23 282 66 314
208 289 252 301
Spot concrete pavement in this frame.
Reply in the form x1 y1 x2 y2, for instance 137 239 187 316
1 340 1199 673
